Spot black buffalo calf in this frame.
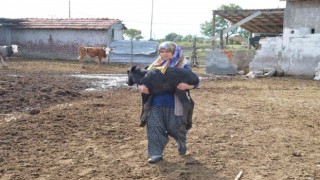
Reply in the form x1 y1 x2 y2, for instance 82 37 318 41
127 65 199 130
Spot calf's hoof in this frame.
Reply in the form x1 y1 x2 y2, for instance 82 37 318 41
186 123 192 130
139 121 146 127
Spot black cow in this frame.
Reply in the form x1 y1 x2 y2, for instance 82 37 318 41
127 65 199 130
249 36 261 49
0 45 19 68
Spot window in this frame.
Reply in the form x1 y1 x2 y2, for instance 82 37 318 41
311 28 315 34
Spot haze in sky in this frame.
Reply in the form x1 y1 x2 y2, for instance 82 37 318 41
1 0 286 39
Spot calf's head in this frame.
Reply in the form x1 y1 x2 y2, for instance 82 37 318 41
126 65 147 86
11 45 19 54
102 47 112 58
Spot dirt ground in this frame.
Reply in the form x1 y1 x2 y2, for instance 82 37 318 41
1 59 320 180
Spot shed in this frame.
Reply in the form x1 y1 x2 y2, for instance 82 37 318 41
210 0 320 77
0 18 126 60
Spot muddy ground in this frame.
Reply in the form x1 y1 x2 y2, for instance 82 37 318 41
1 59 320 180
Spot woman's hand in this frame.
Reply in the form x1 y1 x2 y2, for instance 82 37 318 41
177 83 194 90
138 85 150 94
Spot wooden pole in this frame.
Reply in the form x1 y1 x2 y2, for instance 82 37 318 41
191 37 198 67
220 30 224 49
211 11 216 49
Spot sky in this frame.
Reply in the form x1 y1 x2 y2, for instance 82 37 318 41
1 0 286 40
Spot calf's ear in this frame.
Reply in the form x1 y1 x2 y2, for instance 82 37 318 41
130 65 138 72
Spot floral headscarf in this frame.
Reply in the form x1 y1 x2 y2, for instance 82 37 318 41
148 41 184 74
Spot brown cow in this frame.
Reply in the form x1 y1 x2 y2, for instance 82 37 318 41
78 46 111 68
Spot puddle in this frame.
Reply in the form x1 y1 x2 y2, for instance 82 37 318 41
71 74 129 91
71 73 205 92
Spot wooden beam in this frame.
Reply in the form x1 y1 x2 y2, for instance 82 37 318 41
211 11 262 40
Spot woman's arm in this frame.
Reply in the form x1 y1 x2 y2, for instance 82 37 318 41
176 63 199 90
177 83 195 90
138 85 150 94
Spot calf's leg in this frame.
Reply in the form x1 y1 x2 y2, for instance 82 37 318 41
140 94 152 127
186 95 194 130
98 57 102 66
0 56 8 69
175 89 193 130
78 56 85 68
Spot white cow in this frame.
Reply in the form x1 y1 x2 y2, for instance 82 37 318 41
0 45 19 69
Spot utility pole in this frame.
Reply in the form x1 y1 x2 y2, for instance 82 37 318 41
149 0 154 40
69 0 71 18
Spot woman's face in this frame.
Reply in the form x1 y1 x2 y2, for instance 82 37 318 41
159 49 173 60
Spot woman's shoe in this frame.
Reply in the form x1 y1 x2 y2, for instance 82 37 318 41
178 144 187 155
147 155 163 164
179 150 187 155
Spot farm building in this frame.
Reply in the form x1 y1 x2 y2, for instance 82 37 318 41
251 0 320 77
209 0 320 78
0 18 126 61
209 8 284 75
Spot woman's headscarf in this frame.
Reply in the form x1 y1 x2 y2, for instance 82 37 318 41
148 41 184 74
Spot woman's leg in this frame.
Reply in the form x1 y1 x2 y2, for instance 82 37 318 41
166 108 188 155
147 107 169 158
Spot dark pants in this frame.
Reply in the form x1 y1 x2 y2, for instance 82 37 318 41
147 106 187 157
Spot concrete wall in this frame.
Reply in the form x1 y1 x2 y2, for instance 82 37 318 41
206 50 254 75
232 50 255 73
249 37 283 72
280 28 320 76
280 1 320 76
0 24 124 61
249 1 320 77
110 24 124 44
284 1 320 32
0 27 12 45
10 29 112 60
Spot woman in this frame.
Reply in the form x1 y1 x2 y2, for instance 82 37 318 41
138 41 198 164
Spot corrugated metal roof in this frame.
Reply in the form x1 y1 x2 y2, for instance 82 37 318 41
15 18 124 30
213 8 284 34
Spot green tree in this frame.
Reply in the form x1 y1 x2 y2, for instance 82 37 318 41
200 20 213 37
238 28 249 39
123 29 143 64
164 33 179 41
124 29 143 40
182 35 194 42
200 3 247 45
